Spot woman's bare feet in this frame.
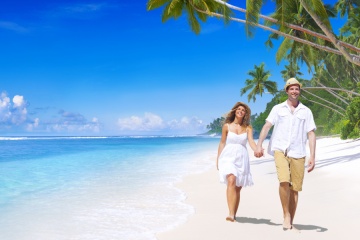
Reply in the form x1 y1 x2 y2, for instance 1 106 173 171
226 216 235 222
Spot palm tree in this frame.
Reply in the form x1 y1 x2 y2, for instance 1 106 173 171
280 61 304 81
147 0 360 117
298 0 358 65
335 0 360 17
240 63 278 102
340 7 360 48
146 0 232 34
265 3 336 70
147 0 360 66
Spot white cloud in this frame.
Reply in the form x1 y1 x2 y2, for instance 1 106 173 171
0 92 10 108
0 92 28 125
13 95 25 107
117 112 164 131
34 118 40 127
26 118 40 131
76 117 101 133
0 21 28 33
44 111 102 133
0 92 11 123
1 91 102 134
117 112 206 133
63 3 106 13
167 116 204 130
1 91 207 135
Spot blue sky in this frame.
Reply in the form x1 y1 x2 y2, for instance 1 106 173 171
0 0 340 136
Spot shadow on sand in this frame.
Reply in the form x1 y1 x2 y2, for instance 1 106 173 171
235 217 280 226
235 217 328 232
293 224 328 232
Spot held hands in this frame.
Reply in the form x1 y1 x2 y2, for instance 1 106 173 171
254 145 264 158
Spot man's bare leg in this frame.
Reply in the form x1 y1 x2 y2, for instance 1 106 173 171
279 182 291 229
289 189 299 231
225 174 237 222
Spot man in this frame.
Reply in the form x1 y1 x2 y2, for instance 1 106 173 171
254 77 316 230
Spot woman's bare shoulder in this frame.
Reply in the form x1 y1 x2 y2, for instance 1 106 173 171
246 125 253 130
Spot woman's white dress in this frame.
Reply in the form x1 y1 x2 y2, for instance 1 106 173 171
218 130 253 187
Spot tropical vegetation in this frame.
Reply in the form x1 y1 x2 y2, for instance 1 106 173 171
147 0 360 139
240 63 278 102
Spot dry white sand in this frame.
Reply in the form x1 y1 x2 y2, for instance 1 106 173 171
157 137 360 240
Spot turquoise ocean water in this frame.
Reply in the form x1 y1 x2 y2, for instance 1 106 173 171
0 136 219 240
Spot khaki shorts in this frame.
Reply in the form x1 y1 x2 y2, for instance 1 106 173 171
274 151 305 192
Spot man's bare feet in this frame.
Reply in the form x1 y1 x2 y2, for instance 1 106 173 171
282 214 291 230
290 225 301 233
226 216 235 222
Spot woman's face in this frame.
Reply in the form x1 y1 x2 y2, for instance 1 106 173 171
235 106 246 118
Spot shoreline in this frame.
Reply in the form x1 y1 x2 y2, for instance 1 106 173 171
0 137 220 240
156 137 360 240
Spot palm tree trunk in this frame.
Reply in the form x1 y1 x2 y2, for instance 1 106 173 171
300 0 360 66
308 67 350 105
213 0 360 54
302 89 347 111
201 10 347 56
316 82 349 105
301 95 345 117
211 0 360 66
302 87 360 96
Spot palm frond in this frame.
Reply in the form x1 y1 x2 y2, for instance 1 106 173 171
265 39 274 49
249 88 258 102
264 81 279 94
276 36 293 64
192 0 211 22
302 0 331 29
335 0 360 17
161 0 183 22
147 0 171 11
217 1 233 24
240 83 253 96
245 0 263 37
186 2 201 34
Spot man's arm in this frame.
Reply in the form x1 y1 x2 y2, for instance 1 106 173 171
307 130 316 172
254 121 272 157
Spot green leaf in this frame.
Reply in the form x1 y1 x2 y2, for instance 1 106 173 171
245 0 263 37
147 0 171 11
276 36 292 64
303 0 332 29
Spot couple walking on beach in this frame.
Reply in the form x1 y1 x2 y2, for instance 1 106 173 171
216 78 316 231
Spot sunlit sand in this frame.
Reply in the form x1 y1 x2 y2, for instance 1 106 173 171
157 137 360 240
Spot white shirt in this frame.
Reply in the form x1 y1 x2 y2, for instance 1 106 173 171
266 101 316 158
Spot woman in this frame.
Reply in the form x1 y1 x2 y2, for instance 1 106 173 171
216 102 259 222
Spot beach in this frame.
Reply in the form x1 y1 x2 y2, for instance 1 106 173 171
1 136 359 240
157 137 360 240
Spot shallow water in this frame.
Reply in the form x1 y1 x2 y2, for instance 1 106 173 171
0 136 219 240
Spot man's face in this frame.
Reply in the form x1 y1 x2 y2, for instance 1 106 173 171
286 85 301 100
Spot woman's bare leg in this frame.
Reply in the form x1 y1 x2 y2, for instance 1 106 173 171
226 174 237 221
234 186 242 218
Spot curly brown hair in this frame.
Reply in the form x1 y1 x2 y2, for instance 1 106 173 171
224 102 251 127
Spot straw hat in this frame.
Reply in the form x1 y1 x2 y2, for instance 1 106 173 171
284 78 302 90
